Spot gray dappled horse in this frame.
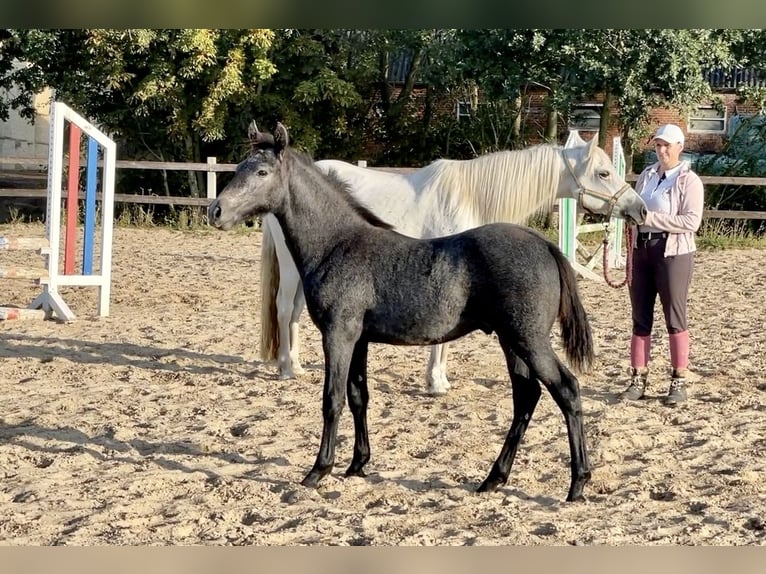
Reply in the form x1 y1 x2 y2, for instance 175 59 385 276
208 122 634 502
260 134 648 394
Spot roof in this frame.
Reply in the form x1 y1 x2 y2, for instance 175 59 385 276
705 67 766 90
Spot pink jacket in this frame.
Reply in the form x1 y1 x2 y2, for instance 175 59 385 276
632 161 704 257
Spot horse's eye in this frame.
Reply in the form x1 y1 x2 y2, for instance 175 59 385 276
598 170 610 179
257 169 268 177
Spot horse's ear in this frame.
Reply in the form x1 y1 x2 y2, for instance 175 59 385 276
587 132 600 156
274 122 289 156
248 121 259 142
249 120 277 149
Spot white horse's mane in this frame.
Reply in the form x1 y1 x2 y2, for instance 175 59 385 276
414 144 565 224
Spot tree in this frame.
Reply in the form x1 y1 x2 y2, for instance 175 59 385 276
727 29 766 112
11 29 277 197
251 29 471 165
245 29 375 158
566 30 737 163
455 29 579 148
0 29 46 122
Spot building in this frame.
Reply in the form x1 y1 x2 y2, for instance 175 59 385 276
0 86 52 163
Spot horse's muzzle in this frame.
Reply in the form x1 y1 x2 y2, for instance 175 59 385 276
207 199 223 228
636 204 648 225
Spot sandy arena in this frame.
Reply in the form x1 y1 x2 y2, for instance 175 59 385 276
1 222 765 545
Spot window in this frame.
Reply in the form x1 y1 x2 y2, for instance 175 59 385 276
688 105 726 134
456 100 472 120
568 103 602 131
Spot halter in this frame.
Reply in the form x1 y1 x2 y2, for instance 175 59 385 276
561 148 634 289
561 148 633 221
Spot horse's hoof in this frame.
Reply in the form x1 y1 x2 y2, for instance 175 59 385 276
286 361 305 376
566 493 587 503
345 467 367 478
427 382 450 395
426 373 450 395
476 479 502 493
300 472 321 488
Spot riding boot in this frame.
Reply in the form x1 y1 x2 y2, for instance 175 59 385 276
619 335 651 400
665 331 691 406
631 334 651 368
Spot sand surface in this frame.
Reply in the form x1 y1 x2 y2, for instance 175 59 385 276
1 223 765 545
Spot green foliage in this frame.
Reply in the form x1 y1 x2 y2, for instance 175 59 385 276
0 29 45 122
695 114 766 234
2 27 766 222
6 29 277 198
563 30 736 153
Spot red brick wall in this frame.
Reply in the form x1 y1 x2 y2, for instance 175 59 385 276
645 93 760 154
561 93 760 156
365 86 759 168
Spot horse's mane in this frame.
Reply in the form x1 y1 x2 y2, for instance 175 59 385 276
416 144 564 224
289 149 394 230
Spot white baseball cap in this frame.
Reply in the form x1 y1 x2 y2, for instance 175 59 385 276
652 124 685 146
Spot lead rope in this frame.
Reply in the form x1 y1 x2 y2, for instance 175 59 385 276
602 223 634 289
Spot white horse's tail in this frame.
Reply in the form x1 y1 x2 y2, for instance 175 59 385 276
260 219 280 362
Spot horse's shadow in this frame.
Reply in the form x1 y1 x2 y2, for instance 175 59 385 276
1 419 292 486
580 386 623 404
376 475 560 507
246 361 323 382
0 332 258 377
472 378 507 390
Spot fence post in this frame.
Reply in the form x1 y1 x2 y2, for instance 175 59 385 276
207 156 217 199
609 137 626 269
558 131 605 283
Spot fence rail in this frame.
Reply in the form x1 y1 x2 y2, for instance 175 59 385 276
0 188 211 206
3 156 766 219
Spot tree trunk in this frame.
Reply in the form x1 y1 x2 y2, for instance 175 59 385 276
622 126 636 174
599 90 613 149
421 85 434 152
512 95 522 144
184 133 200 198
544 106 558 143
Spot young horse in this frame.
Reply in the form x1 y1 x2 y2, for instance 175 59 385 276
260 135 647 394
209 121 604 501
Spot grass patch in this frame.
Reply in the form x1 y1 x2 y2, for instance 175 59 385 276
114 204 237 232
530 213 766 252
697 219 766 250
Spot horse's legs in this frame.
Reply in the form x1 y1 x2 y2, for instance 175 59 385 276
426 343 451 394
345 340 371 477
488 342 590 502
288 285 306 376
541 358 591 502
275 260 304 379
301 329 357 488
478 351 541 493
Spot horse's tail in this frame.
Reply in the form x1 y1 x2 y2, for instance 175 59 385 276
260 218 280 362
549 242 594 374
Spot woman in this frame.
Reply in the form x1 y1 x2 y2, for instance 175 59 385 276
619 124 704 406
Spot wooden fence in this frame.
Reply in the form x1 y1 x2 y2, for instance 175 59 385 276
2 156 766 220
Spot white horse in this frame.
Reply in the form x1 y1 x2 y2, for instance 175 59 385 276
259 134 646 393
